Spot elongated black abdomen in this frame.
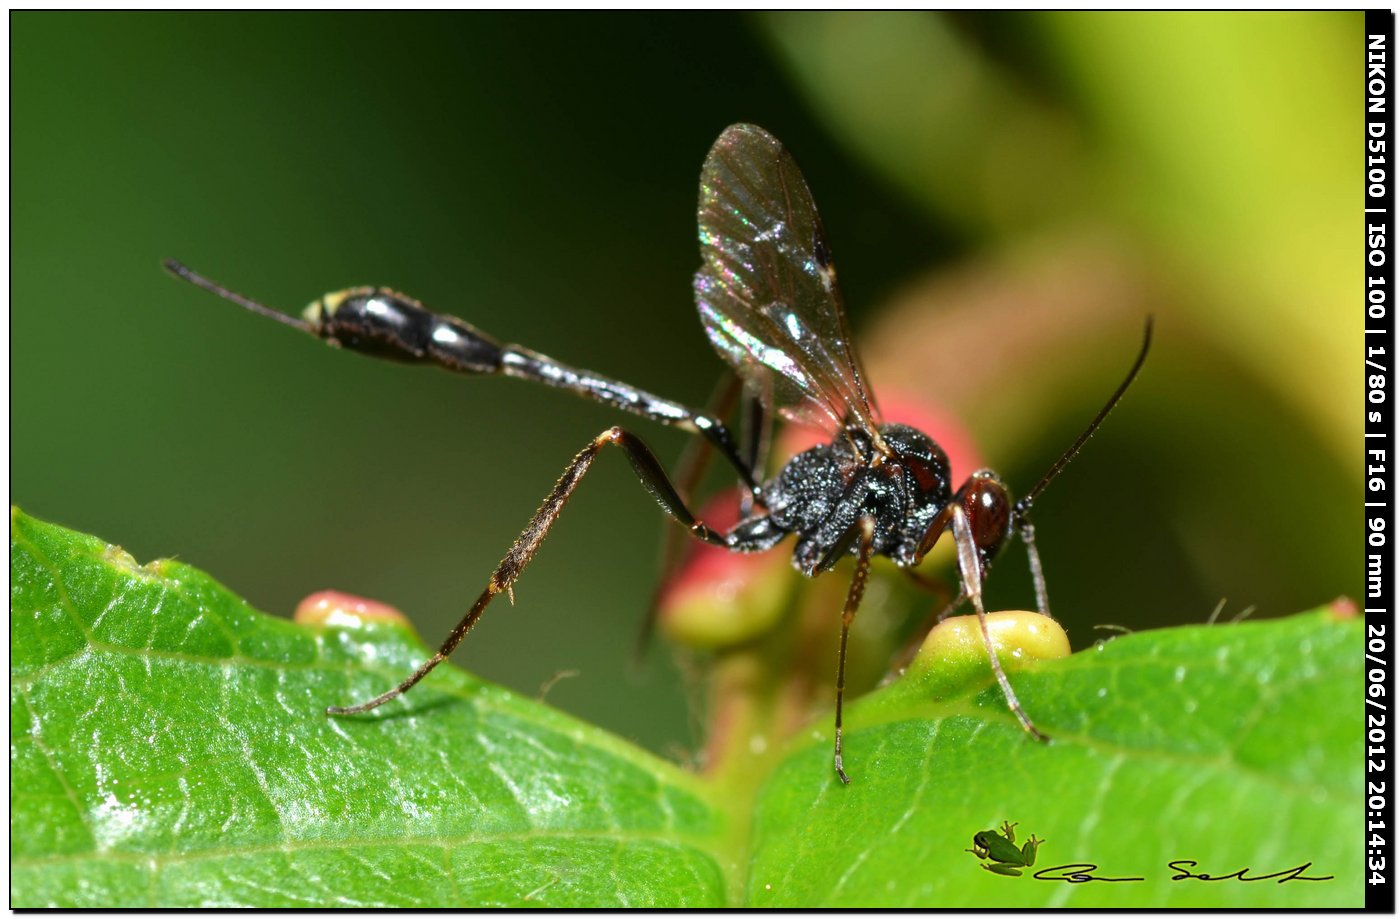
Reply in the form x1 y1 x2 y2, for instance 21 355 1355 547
306 288 505 373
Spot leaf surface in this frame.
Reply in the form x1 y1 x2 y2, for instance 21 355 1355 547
746 606 1361 907
11 509 730 907
11 510 1362 907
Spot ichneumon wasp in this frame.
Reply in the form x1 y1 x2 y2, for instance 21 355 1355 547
166 123 1150 783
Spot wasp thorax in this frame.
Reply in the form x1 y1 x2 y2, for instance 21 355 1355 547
763 423 952 573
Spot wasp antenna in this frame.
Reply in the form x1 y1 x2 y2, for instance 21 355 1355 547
163 258 316 333
1015 316 1153 517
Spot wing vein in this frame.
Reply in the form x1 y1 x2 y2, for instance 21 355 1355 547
693 124 879 440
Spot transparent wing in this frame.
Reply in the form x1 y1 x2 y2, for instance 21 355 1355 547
693 123 880 437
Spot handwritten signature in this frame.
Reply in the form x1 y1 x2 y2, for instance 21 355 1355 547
1030 861 1334 884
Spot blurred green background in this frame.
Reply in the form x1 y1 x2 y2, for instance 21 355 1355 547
12 12 1360 755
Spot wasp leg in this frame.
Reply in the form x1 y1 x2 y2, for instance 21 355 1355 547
832 515 878 785
950 504 1048 742
327 426 732 716
1017 518 1050 617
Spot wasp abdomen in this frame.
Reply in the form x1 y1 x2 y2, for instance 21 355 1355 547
306 288 505 373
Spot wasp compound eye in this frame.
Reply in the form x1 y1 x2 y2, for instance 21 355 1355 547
964 473 1011 552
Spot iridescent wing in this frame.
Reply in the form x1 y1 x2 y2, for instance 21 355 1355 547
693 123 881 437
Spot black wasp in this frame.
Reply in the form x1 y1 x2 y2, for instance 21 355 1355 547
166 123 1150 784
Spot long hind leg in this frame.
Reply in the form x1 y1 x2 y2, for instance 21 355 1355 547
327 426 731 716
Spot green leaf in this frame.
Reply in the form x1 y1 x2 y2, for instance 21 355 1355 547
11 509 1362 907
747 608 1363 907
10 508 731 907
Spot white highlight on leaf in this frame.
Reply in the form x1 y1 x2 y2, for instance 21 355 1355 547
91 791 152 852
